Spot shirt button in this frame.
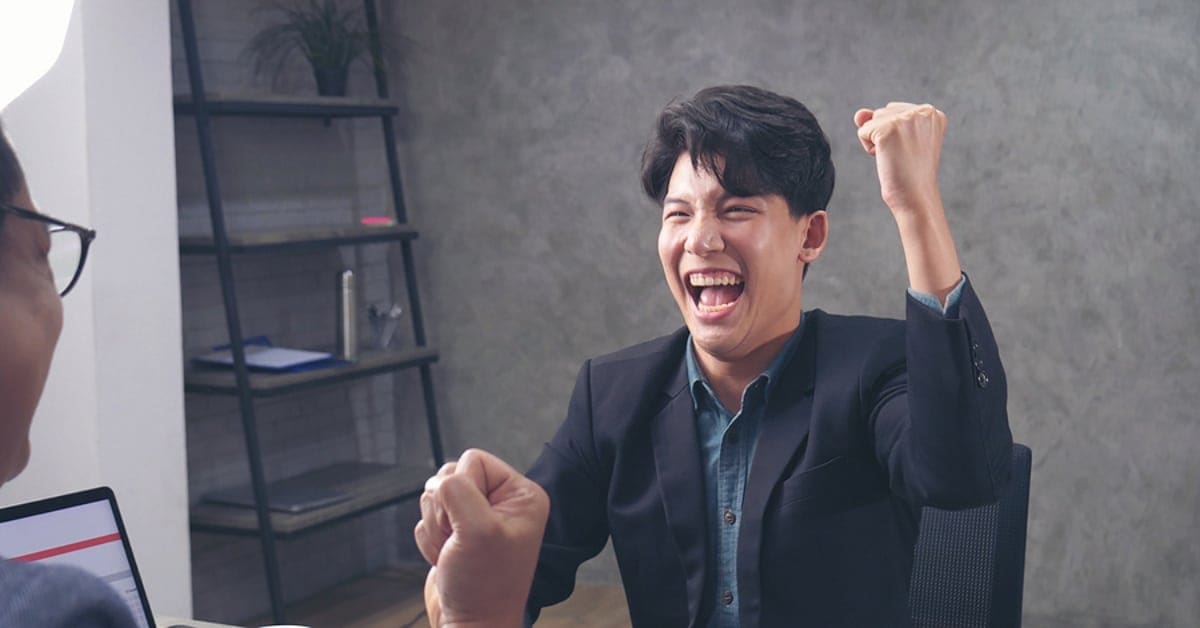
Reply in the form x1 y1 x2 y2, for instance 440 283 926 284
724 509 736 525
722 591 734 606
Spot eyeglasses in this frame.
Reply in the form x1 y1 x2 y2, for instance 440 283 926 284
0 204 96 297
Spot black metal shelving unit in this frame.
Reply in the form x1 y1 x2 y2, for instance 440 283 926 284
178 224 419 254
174 0 444 622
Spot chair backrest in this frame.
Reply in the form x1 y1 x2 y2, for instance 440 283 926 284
909 443 1032 628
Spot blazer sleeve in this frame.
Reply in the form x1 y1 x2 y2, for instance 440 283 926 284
524 359 611 621
867 275 1014 509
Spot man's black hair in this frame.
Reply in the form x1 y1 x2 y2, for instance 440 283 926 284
640 85 835 219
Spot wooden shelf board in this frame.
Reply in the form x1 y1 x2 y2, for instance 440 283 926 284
174 92 399 118
184 347 438 397
190 463 431 537
179 223 417 254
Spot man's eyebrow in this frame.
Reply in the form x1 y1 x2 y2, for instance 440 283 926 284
664 193 747 206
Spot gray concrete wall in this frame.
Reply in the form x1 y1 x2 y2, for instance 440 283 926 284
386 1 1200 626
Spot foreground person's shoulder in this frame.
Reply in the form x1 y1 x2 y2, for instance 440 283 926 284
0 559 137 627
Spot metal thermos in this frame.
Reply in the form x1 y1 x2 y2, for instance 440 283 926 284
336 269 357 360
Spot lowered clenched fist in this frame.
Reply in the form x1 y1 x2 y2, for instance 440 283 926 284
414 448 550 628
854 102 947 218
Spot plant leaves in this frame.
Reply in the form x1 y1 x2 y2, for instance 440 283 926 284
244 0 384 84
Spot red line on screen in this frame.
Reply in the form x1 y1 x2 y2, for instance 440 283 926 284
12 533 122 562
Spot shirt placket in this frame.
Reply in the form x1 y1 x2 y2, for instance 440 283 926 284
712 379 764 627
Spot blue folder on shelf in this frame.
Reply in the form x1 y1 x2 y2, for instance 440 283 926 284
193 336 345 372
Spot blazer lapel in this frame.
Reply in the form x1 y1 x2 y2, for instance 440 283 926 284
747 312 819 502
651 355 708 627
737 312 819 625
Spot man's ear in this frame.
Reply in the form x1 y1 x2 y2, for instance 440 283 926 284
798 210 828 264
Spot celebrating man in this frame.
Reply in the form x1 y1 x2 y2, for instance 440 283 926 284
418 85 1012 627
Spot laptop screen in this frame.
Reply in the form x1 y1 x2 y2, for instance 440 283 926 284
0 487 154 628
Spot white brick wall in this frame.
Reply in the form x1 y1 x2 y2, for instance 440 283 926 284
171 1 431 622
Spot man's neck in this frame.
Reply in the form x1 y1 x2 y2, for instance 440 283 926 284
695 330 795 414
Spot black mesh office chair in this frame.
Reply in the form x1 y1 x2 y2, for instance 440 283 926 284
909 443 1033 628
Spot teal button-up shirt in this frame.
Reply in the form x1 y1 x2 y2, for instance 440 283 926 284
686 318 805 627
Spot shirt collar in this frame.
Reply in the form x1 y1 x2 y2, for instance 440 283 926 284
685 313 807 410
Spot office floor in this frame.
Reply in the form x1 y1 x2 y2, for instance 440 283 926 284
248 565 631 627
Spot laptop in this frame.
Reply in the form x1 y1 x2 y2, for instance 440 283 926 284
0 486 155 628
203 461 391 513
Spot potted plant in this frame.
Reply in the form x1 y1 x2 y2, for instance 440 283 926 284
245 0 382 97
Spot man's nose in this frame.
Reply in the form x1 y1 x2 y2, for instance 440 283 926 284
685 218 723 256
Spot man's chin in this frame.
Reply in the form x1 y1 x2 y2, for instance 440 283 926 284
687 328 743 361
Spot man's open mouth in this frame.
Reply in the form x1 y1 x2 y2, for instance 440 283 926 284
687 271 745 313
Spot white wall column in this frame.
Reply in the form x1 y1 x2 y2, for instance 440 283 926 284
2 0 190 617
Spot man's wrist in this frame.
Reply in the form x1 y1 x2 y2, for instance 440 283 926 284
442 618 524 628
439 604 528 628
886 187 943 220
892 198 949 234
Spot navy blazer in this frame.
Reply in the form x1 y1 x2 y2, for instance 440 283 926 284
526 278 1012 627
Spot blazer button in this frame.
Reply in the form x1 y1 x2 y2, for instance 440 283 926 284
724 509 736 525
977 371 989 388
722 591 734 606
974 357 985 369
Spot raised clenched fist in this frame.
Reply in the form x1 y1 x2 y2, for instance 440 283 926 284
854 102 947 218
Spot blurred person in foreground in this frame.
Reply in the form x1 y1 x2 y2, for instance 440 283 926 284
417 86 1012 627
0 123 129 626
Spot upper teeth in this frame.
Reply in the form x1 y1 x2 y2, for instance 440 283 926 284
689 273 743 287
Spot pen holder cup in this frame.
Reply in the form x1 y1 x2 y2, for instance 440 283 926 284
368 303 404 350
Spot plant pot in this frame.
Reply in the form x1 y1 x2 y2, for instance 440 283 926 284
312 66 349 97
